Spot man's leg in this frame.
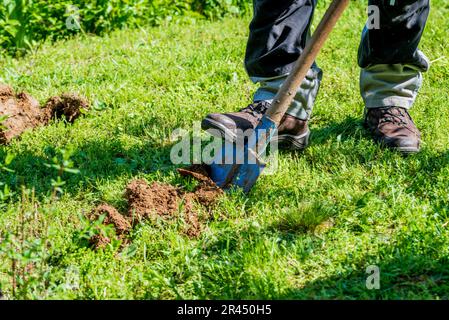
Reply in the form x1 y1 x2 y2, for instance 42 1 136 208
202 0 321 150
360 0 430 153
245 0 322 121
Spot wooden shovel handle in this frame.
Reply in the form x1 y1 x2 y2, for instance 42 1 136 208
266 0 350 124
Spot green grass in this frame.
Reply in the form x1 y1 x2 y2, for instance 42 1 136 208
0 1 448 299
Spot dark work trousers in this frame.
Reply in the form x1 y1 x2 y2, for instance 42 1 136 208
245 0 430 120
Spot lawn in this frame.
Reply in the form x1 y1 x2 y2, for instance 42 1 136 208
0 0 448 299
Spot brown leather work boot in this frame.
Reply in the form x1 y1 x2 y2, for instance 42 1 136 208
271 114 310 150
201 101 310 150
201 101 270 141
364 107 421 154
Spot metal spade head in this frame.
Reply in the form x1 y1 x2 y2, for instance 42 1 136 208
207 116 277 193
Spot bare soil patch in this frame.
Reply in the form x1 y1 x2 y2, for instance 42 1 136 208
0 84 89 144
88 204 131 249
125 180 180 221
88 165 223 248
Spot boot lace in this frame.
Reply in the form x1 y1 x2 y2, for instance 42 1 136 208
240 101 270 117
377 107 409 126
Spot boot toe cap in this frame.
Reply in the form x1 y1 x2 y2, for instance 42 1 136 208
382 136 420 153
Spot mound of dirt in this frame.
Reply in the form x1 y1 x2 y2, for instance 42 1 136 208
88 165 223 247
91 204 131 236
0 84 89 144
41 93 89 123
89 234 112 249
177 164 211 184
89 204 131 249
0 85 42 144
179 165 223 237
125 180 180 221
177 164 223 208
181 193 201 238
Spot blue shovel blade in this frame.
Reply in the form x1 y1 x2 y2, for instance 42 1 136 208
208 115 278 193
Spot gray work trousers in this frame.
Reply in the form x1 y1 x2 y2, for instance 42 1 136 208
245 0 430 120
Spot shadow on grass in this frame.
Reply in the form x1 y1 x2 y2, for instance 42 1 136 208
0 119 180 200
0 115 364 199
274 233 449 300
1 113 448 210
201 209 449 299
309 115 365 146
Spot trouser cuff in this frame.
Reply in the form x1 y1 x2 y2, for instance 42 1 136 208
360 55 429 110
250 64 322 121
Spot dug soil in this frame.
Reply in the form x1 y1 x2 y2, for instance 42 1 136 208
125 179 180 221
0 84 89 143
89 164 223 249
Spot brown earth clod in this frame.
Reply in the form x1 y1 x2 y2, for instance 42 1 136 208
90 204 131 236
125 179 181 222
181 193 201 238
0 85 42 144
41 93 89 123
177 164 224 208
89 234 111 249
0 83 89 144
88 204 131 249
88 165 223 247
177 164 212 184
0 84 14 96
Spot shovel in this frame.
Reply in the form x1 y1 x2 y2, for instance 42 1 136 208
206 0 350 193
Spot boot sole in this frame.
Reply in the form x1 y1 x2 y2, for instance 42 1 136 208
271 132 310 150
201 118 310 151
391 146 420 154
201 118 238 142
